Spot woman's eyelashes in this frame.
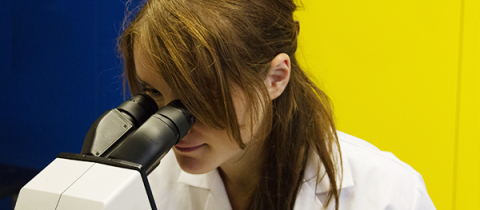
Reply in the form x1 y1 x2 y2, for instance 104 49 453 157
143 87 165 107
143 87 164 98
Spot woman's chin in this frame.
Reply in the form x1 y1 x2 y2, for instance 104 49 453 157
174 153 215 174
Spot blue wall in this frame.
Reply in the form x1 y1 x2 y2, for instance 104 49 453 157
1 1 141 208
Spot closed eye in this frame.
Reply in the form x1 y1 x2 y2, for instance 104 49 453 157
143 87 163 98
136 77 165 107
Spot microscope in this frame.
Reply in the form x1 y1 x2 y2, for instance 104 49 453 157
14 94 195 210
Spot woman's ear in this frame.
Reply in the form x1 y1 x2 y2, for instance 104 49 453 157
264 53 291 100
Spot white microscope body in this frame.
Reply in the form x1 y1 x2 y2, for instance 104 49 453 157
15 157 153 210
14 95 195 210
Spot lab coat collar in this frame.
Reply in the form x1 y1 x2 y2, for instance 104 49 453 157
304 149 355 194
294 149 355 209
177 168 218 190
177 148 354 208
178 168 232 210
177 151 354 191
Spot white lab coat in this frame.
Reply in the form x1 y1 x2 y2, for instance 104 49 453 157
147 131 436 210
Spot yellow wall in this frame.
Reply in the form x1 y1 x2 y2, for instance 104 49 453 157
455 0 480 209
295 0 480 209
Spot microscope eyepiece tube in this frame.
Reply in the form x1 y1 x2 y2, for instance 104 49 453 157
108 100 196 174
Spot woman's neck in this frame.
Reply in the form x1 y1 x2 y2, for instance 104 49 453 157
219 141 263 210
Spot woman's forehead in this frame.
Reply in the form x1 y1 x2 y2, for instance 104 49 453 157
133 43 169 90
133 43 152 81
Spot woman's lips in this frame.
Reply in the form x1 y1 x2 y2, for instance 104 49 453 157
174 144 205 152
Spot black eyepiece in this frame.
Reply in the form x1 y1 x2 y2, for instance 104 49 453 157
117 94 158 127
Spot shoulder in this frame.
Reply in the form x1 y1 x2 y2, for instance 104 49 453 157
328 131 436 210
337 130 419 176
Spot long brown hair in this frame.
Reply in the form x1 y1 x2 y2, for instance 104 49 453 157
119 0 342 209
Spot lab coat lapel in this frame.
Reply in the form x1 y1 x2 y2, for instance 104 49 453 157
177 168 232 210
176 148 354 210
178 169 216 189
294 149 355 210
312 151 355 194
204 171 232 210
293 180 324 209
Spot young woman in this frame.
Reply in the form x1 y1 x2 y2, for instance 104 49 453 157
119 0 436 209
